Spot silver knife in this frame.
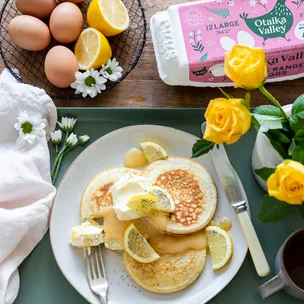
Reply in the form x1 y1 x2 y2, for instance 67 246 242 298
201 122 270 277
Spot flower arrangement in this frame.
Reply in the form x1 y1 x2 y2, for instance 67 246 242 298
51 117 90 184
70 58 123 98
192 45 304 222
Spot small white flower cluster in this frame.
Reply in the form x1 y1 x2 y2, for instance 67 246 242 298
214 0 236 5
189 30 202 45
14 111 46 148
51 117 90 184
70 58 123 98
249 0 267 7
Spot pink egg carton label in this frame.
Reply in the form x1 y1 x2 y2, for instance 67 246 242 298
178 0 304 83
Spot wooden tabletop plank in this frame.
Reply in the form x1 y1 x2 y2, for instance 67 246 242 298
0 0 302 108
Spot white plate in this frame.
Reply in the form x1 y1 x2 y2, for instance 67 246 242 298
50 125 248 304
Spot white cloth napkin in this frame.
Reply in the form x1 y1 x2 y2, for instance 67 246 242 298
0 70 57 304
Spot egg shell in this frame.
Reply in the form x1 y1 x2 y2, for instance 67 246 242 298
8 15 51 51
16 0 57 18
50 3 83 43
44 46 79 88
60 0 84 3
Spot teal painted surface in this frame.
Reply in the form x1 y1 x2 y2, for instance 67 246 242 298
15 109 303 304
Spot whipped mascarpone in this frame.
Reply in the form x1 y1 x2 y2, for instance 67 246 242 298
110 174 152 220
70 219 104 248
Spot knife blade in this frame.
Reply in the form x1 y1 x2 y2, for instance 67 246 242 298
201 123 270 277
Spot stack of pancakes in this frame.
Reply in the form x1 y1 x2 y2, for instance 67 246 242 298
80 157 217 293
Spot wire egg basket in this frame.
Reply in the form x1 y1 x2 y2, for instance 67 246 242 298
0 0 146 99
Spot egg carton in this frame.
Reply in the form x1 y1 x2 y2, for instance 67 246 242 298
150 0 304 87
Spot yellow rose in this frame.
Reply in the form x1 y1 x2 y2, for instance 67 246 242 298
203 98 251 145
224 45 267 90
267 160 304 205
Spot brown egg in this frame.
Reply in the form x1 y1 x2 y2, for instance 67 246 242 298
8 15 51 51
49 3 83 43
60 0 84 3
44 46 79 88
16 0 57 18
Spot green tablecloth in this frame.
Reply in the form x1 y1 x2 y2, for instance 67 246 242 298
15 109 303 304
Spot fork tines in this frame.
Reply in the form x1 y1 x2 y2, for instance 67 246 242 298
86 246 107 280
85 246 108 304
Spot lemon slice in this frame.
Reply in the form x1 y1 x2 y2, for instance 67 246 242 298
74 28 112 70
126 194 158 216
206 226 233 270
124 223 160 263
87 0 129 37
151 186 175 212
140 142 168 163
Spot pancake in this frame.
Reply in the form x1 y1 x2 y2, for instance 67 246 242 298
123 249 206 293
80 168 141 219
142 157 217 234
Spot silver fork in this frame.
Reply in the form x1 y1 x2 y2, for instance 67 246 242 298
85 246 109 304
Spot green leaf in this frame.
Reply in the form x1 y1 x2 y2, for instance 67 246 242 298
266 129 291 144
288 140 296 156
292 147 304 164
264 131 289 159
250 115 259 130
258 195 291 223
294 127 304 143
253 105 286 118
192 139 215 158
254 114 283 129
291 94 304 115
244 92 250 110
282 122 294 134
254 167 275 181
289 111 304 133
200 53 208 62
299 203 304 219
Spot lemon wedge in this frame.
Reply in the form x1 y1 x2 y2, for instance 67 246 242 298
74 28 112 70
87 0 129 37
150 186 175 212
206 226 233 270
140 142 168 163
124 223 160 263
126 194 158 216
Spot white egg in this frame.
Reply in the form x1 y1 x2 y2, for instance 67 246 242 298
209 64 225 77
220 36 236 51
237 30 255 47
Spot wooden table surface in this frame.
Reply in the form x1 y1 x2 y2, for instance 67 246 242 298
0 0 302 108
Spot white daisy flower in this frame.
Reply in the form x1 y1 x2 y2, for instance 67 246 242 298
66 133 78 147
51 130 62 145
196 30 202 35
71 69 107 98
58 117 77 132
14 111 46 148
249 0 257 6
100 58 123 82
78 135 90 145
260 0 267 4
197 36 202 41
189 32 194 37
228 0 235 6
189 38 194 44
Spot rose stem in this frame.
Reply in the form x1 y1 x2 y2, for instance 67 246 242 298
258 85 288 119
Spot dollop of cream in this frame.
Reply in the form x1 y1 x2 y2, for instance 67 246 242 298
110 174 152 220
